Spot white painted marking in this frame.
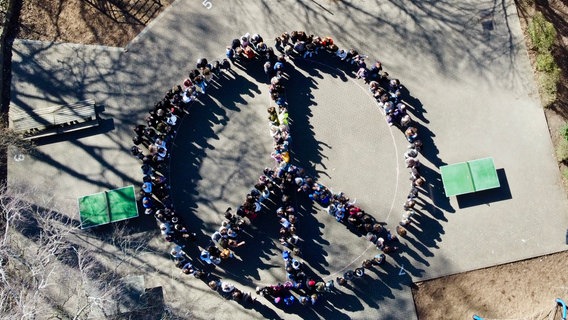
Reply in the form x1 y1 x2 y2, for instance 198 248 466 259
305 59 401 222
399 265 406 276
291 59 402 281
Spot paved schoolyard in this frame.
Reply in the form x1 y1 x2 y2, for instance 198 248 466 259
8 0 568 319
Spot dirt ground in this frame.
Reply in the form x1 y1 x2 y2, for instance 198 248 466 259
15 0 174 47
413 251 568 319
12 0 568 319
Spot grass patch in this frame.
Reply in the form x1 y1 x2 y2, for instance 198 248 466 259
528 12 556 53
536 52 556 72
563 168 568 181
539 66 560 107
556 139 568 163
526 12 560 108
561 123 568 141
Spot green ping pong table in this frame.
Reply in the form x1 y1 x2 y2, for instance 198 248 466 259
78 185 139 229
440 157 500 197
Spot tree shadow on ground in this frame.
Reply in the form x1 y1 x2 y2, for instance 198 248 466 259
418 164 454 214
238 0 525 89
168 72 270 275
292 50 451 257
8 40 148 190
82 0 164 25
9 199 173 318
170 51 414 315
137 39 451 319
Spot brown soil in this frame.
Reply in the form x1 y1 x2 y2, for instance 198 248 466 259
15 0 174 47
413 251 568 319
12 0 568 319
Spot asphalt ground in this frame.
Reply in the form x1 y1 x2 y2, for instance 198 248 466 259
7 0 568 319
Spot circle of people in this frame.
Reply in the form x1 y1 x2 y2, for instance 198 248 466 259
129 30 427 308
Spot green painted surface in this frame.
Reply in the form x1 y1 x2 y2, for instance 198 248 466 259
79 185 138 228
107 186 139 222
78 192 110 228
441 158 500 197
469 158 500 191
440 162 475 197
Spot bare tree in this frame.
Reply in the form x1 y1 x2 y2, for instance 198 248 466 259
0 185 157 320
0 122 33 154
0 122 34 187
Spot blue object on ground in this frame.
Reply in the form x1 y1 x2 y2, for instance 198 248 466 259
556 298 566 320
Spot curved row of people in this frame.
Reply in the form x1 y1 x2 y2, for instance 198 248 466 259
255 250 333 306
235 29 430 240
269 31 408 254
278 28 431 235
191 31 398 307
250 31 405 307
207 278 256 305
130 60 237 277
340 44 431 238
128 30 430 307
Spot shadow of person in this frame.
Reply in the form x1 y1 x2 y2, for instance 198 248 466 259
244 299 284 320
418 164 455 214
403 210 444 251
399 85 430 124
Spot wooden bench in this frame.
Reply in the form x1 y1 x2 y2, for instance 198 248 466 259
10 99 100 140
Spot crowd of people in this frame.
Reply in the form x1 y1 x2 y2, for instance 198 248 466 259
255 250 334 306
129 54 241 279
207 278 256 305
128 30 430 309
338 34 428 235
222 31 413 306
